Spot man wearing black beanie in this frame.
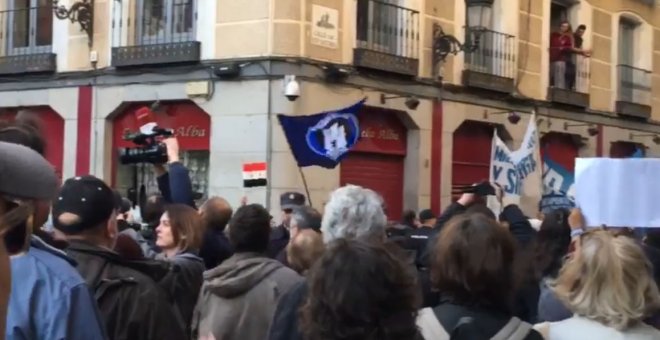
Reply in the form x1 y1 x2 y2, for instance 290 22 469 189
53 175 187 340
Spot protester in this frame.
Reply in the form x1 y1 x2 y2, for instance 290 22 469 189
1 142 106 340
407 209 436 267
534 208 573 322
52 175 188 340
286 229 324 275
416 213 544 339
267 192 305 258
269 184 391 340
155 203 205 330
198 196 234 269
153 138 196 208
192 204 302 340
534 227 660 338
300 238 421 340
276 205 322 266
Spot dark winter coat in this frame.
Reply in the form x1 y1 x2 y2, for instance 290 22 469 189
267 225 290 258
199 229 233 270
65 240 187 340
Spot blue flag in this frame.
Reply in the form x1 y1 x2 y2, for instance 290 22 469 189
277 99 364 169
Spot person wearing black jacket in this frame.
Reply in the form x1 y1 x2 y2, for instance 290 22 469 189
198 197 234 269
52 175 187 340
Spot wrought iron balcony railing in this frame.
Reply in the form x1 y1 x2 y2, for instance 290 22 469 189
111 0 200 67
354 0 420 76
547 54 591 107
0 5 55 74
616 64 652 118
462 27 515 92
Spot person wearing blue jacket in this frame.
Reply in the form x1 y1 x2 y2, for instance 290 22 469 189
0 141 106 340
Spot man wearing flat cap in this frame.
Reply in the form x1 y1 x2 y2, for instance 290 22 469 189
266 192 305 258
0 141 106 340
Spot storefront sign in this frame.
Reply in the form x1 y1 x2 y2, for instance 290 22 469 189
352 108 407 155
113 102 211 150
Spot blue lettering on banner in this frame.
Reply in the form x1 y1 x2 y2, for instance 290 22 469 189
539 157 575 214
494 146 512 162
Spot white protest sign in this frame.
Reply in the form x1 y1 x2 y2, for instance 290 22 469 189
575 158 660 228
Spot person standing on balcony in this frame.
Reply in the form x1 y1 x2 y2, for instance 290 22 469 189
550 21 575 89
568 24 592 90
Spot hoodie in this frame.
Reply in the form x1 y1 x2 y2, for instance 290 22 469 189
192 252 302 340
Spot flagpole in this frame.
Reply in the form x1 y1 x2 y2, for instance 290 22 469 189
298 167 313 207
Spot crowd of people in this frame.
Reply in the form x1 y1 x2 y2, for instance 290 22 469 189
2 114 660 340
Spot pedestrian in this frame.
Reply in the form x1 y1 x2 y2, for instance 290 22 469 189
267 192 305 258
198 197 234 269
300 238 421 340
155 203 205 331
52 175 188 340
192 204 302 340
416 213 543 339
286 229 324 275
1 142 106 340
275 205 322 266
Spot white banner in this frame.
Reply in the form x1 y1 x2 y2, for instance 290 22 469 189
488 114 543 216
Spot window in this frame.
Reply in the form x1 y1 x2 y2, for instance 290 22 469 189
7 0 52 54
137 0 194 44
618 19 636 66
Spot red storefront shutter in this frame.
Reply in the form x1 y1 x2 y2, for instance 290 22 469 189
540 132 578 172
452 121 493 199
340 153 405 221
340 107 407 221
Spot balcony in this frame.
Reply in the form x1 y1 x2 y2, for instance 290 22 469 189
462 28 516 93
616 64 651 119
111 0 200 68
354 0 419 76
547 55 590 107
0 5 56 75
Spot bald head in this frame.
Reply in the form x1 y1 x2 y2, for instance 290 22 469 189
201 197 233 232
287 229 325 275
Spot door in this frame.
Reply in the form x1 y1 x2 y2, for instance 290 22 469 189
610 141 644 158
340 152 405 221
452 121 493 198
618 19 636 102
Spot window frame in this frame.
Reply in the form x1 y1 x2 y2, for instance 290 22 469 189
136 0 196 45
7 0 52 55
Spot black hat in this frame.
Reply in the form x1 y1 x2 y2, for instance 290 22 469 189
52 176 116 234
419 209 436 221
0 141 58 200
280 192 305 210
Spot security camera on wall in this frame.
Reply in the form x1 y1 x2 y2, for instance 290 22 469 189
283 75 300 102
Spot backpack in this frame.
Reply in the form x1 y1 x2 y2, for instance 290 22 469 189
417 307 534 340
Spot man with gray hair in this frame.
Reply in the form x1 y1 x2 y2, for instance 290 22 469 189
268 184 390 340
275 205 322 266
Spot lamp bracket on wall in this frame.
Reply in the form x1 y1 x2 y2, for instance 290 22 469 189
564 122 599 137
630 132 660 145
432 24 482 66
483 110 521 124
380 94 420 110
53 0 94 47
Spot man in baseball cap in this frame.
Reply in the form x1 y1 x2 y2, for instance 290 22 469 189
0 141 106 340
266 192 306 258
52 175 187 340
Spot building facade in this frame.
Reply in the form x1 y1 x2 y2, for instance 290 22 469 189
0 0 658 218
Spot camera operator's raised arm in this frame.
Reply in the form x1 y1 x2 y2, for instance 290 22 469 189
154 138 196 209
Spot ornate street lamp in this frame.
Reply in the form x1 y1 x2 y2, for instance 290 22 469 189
52 0 94 47
433 0 494 64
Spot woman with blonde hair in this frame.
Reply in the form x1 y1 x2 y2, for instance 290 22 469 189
534 212 660 339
